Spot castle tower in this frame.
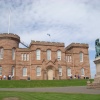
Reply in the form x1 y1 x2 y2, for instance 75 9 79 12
0 33 20 79
65 43 91 79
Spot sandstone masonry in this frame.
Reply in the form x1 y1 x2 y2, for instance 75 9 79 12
0 33 91 80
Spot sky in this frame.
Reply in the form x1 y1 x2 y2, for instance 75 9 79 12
0 0 100 78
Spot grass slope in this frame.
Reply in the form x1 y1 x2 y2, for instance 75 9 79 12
0 79 93 88
0 92 100 100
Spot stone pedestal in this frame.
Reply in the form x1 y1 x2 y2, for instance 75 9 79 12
94 56 100 83
87 57 100 89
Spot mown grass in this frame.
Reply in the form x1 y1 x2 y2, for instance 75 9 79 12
0 79 93 88
0 92 100 100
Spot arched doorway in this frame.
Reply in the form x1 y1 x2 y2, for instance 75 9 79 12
48 69 53 80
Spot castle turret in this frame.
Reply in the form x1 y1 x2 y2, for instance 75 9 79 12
0 33 20 78
0 33 20 48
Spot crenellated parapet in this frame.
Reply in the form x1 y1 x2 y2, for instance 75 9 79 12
65 43 89 50
30 40 64 47
0 33 20 42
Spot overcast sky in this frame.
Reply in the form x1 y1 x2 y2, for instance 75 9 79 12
0 0 100 78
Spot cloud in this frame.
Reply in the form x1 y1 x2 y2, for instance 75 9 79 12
0 0 100 78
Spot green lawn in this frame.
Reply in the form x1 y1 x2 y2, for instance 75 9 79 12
0 92 99 100
0 79 93 88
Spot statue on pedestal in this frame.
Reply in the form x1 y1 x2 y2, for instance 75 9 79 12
87 39 100 89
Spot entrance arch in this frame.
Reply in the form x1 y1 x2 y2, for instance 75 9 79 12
48 69 53 80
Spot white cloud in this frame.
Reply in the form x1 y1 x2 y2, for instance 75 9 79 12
0 0 100 78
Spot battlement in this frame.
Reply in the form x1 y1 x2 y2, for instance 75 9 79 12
0 33 20 42
66 43 89 50
30 40 64 47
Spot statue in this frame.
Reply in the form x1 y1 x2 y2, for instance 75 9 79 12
87 39 100 89
95 39 100 58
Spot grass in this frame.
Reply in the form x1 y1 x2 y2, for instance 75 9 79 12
0 92 100 100
0 79 93 88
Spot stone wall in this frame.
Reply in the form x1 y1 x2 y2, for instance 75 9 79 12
0 33 91 80
65 43 90 79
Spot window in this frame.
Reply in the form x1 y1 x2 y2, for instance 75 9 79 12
58 67 62 76
21 54 29 61
27 54 29 61
80 52 83 62
12 48 15 60
0 48 3 59
69 56 71 62
36 67 41 76
22 67 27 76
67 68 71 76
23 54 27 61
21 54 23 60
66 56 67 61
67 56 69 62
0 66 2 76
36 49 41 60
57 50 61 60
47 50 51 60
12 66 15 76
81 68 85 76
66 55 71 62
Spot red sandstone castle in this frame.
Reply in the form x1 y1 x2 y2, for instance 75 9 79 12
0 33 91 80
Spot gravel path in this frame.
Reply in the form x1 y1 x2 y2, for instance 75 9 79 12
0 86 100 94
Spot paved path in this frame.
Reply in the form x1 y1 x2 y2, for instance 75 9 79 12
0 86 100 94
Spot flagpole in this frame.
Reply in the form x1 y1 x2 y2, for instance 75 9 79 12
8 8 11 34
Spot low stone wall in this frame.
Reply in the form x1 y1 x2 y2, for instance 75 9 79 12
87 81 100 89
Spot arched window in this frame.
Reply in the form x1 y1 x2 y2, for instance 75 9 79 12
47 50 51 60
0 48 3 59
58 67 62 76
0 66 2 76
12 48 15 60
36 49 41 60
57 50 61 60
12 66 15 76
36 67 41 76
81 68 85 76
22 67 27 76
80 52 83 62
67 68 71 76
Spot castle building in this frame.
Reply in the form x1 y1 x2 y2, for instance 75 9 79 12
0 33 91 80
